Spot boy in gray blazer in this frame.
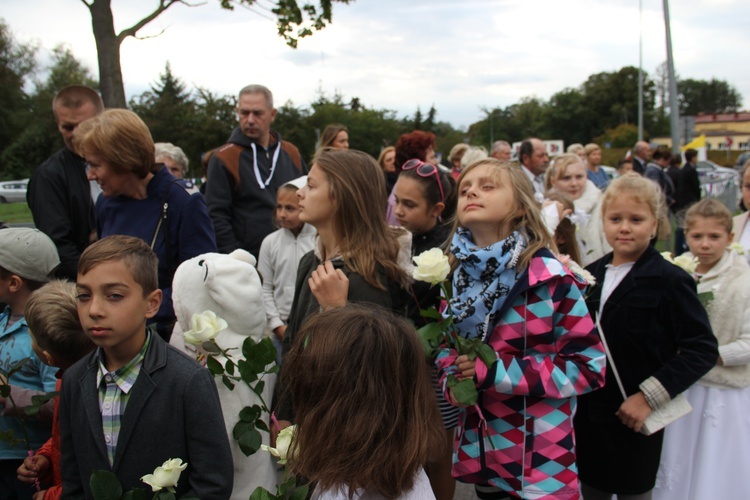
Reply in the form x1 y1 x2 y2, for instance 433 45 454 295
60 235 233 499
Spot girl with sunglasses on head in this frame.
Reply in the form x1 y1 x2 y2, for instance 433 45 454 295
273 149 413 431
437 158 606 499
394 158 458 500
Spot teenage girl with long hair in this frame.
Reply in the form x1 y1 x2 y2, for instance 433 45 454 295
438 158 606 499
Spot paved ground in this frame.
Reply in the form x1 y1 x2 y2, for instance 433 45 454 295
454 481 477 499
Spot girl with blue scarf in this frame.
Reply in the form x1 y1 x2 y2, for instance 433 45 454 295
436 159 606 500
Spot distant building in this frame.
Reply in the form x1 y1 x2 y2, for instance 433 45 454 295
652 112 750 150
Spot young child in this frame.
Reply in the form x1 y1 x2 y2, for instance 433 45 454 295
257 176 316 366
284 305 443 499
654 199 750 499
544 191 584 267
16 280 95 499
59 235 233 498
393 160 458 500
437 159 606 499
275 148 411 429
0 228 60 500
575 174 719 500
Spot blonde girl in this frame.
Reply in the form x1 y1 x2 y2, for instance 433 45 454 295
654 199 750 500
437 158 606 499
575 174 718 500
547 153 610 265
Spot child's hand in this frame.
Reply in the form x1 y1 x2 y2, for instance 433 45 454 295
17 454 49 483
448 388 468 408
615 392 653 433
455 355 477 380
32 490 46 500
309 261 349 310
273 325 286 340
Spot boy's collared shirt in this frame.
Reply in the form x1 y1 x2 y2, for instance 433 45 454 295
96 330 151 465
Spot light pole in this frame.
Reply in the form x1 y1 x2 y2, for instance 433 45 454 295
663 0 681 153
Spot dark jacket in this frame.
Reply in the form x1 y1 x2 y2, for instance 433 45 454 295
575 246 718 494
204 128 307 257
27 147 94 280
59 333 233 499
407 223 451 325
645 163 676 207
632 156 647 175
96 166 217 335
674 162 701 212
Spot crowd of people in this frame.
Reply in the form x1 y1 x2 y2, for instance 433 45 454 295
0 81 748 499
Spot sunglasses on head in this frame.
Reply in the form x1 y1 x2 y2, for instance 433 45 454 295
402 159 445 203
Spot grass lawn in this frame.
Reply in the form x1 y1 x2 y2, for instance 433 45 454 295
0 203 33 224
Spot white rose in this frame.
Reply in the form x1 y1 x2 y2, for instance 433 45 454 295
182 311 228 346
412 248 450 285
673 254 698 275
729 242 746 255
141 458 187 493
260 425 295 464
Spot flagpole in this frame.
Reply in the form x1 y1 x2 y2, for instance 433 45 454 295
663 0 680 152
638 0 644 142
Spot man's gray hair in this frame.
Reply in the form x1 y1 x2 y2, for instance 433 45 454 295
238 84 274 109
491 140 510 154
155 142 189 175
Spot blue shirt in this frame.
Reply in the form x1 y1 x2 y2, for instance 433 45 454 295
0 307 58 459
587 167 610 191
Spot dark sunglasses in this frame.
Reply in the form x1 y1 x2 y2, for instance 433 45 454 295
402 159 445 203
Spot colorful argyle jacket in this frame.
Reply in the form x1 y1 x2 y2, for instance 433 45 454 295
437 250 606 499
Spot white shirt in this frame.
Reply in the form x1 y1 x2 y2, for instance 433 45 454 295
257 224 316 331
600 262 636 315
741 221 750 266
521 165 545 194
312 469 435 500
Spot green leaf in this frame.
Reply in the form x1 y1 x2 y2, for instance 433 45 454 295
221 375 235 391
238 360 259 383
0 385 10 398
122 488 149 500
233 420 254 440
475 344 497 368
201 341 222 354
241 336 258 359
290 484 310 500
266 365 280 374
252 380 265 397
419 307 443 320
255 419 269 433
89 470 123 500
239 405 263 423
238 428 263 456
153 491 176 500
452 378 478 406
206 356 224 376
225 358 236 375
249 487 276 500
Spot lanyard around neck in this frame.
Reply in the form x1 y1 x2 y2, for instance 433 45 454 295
250 142 281 190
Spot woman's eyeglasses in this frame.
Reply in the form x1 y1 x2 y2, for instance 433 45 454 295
402 158 445 203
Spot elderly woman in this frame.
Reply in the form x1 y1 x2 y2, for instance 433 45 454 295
155 142 199 193
584 143 609 190
75 109 217 340
547 153 611 265
448 143 469 179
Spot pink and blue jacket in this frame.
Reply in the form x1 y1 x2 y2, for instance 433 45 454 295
437 250 606 500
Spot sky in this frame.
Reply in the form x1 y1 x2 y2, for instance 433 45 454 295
3 0 749 130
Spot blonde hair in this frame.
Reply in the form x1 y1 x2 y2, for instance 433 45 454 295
74 109 155 178
314 149 406 289
448 143 469 164
452 159 556 269
26 280 94 364
684 198 733 234
460 146 488 170
602 173 663 219
546 153 584 191
376 146 395 172
584 143 601 157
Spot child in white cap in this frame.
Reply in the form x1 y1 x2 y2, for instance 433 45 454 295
0 228 60 499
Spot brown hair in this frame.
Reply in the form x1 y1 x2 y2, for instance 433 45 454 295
314 149 407 289
0 267 45 292
78 235 158 295
543 191 582 265
452 159 557 270
320 124 348 148
284 305 442 497
602 173 663 219
684 198 733 234
52 85 103 117
74 109 155 178
26 280 94 364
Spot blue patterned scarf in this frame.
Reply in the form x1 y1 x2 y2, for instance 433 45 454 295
449 228 526 341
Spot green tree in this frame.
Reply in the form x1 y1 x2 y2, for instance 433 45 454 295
545 88 589 145
678 78 742 115
80 0 351 108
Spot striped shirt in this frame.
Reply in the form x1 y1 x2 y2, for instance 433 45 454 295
96 332 151 465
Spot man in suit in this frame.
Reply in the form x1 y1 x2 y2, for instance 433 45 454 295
673 148 701 255
631 141 651 175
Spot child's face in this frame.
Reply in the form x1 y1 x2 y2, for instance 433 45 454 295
393 176 442 234
297 163 335 229
457 165 516 241
603 195 657 265
552 160 587 200
276 188 303 232
76 260 161 362
686 216 732 274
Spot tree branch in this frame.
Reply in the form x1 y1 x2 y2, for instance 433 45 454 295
79 0 93 11
117 0 203 42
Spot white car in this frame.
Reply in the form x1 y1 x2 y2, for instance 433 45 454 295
696 161 740 209
0 179 28 203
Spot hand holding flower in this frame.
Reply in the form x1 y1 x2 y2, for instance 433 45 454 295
455 355 477 380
